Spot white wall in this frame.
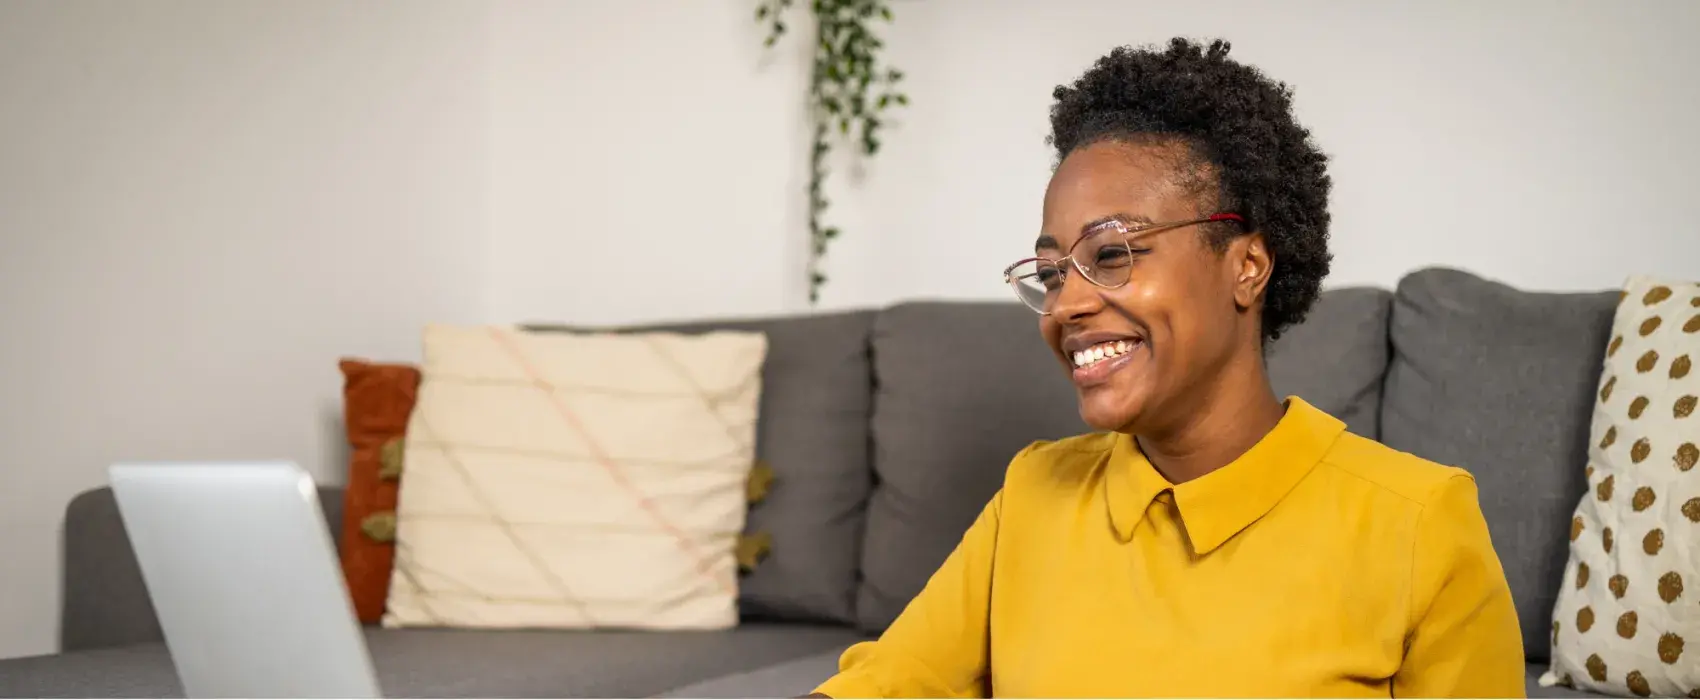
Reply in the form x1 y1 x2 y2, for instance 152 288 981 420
484 0 814 326
817 0 1700 303
0 0 488 659
2 0 1697 659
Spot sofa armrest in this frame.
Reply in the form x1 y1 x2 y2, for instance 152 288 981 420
59 484 346 652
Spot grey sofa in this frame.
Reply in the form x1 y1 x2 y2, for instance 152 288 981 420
0 267 1618 698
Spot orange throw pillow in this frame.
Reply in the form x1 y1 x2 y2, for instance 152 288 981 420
337 359 421 624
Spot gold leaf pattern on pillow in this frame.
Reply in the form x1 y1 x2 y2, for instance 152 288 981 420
1680 443 1700 471
1643 529 1664 555
378 437 405 481
735 531 773 572
1658 572 1683 604
1618 611 1639 639
746 460 775 504
362 510 397 543
1627 670 1651 697
1638 350 1661 373
1657 633 1684 664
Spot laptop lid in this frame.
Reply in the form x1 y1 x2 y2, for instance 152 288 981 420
110 461 380 699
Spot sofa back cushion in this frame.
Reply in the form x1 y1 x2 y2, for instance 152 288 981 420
1379 267 1619 661
1266 288 1394 439
856 291 1396 631
857 302 1085 631
526 310 875 625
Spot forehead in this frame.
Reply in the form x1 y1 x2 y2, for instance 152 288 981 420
1039 140 1205 250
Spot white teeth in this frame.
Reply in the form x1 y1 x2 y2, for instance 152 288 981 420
1072 339 1138 368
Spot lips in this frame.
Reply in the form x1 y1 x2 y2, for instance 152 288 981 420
1060 331 1146 387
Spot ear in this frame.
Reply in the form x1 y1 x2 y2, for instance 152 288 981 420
1230 232 1273 311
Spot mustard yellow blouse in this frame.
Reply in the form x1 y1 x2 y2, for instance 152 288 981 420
815 397 1525 698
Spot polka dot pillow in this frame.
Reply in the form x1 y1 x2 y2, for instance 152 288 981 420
1544 277 1700 697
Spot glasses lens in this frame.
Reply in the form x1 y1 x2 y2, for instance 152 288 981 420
1007 259 1062 313
1072 229 1134 288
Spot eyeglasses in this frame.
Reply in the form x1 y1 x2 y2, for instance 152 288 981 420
1002 213 1247 314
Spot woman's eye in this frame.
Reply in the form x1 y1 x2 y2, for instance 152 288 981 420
1034 267 1064 289
1095 245 1136 267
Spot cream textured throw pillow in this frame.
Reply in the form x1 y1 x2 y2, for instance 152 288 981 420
382 324 767 630
1544 278 1700 697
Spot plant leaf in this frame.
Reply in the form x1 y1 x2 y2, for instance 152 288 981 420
761 0 904 307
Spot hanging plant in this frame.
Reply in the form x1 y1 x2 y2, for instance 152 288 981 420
757 0 907 304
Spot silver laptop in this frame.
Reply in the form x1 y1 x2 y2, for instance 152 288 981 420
109 461 382 699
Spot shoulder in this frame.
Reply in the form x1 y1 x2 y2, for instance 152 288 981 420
1005 432 1116 478
1317 431 1479 510
991 432 1119 504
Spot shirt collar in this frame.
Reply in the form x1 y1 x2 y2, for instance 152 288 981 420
1104 396 1345 554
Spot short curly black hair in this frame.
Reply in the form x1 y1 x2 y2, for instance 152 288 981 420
1048 37 1333 343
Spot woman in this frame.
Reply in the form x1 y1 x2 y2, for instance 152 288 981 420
811 39 1525 698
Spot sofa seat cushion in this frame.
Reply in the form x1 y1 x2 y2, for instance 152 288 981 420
0 623 866 699
655 647 848 698
1379 267 1620 661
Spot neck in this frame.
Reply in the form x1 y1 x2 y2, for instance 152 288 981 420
1136 347 1285 484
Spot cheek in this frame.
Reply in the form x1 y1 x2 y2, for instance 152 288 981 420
1109 261 1219 350
1103 266 1177 323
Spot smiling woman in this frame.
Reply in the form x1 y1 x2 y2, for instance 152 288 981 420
809 38 1527 698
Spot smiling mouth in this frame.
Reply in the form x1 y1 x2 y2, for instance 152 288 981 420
1071 339 1141 368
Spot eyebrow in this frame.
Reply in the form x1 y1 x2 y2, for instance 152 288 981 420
1034 212 1157 252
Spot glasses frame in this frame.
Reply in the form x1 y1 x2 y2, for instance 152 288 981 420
1002 213 1248 315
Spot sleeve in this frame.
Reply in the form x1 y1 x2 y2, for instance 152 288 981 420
811 489 1003 699
1393 473 1527 699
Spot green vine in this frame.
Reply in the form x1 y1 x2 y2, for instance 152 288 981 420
757 0 907 303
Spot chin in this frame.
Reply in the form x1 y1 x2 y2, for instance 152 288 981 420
1076 387 1146 433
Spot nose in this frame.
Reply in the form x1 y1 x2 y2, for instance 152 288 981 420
1048 264 1104 321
